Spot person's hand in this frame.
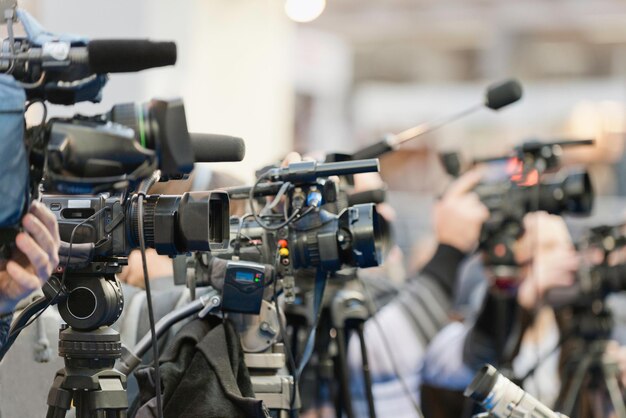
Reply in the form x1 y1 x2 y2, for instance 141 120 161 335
433 169 489 253
0 202 60 313
515 213 579 310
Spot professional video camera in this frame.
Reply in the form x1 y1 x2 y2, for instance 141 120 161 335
33 95 238 334
226 159 387 273
465 364 570 418
0 7 248 417
200 158 386 415
469 139 594 277
0 5 180 258
36 97 234 263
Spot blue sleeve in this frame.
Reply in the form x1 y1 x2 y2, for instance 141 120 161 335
422 322 476 390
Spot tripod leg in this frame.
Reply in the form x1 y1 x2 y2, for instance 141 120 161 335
357 323 377 418
561 356 593 416
604 373 626 418
46 373 71 418
335 326 355 418
46 406 69 418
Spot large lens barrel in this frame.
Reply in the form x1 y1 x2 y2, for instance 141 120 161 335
129 191 229 256
338 203 387 269
465 364 567 418
535 170 593 215
289 203 386 272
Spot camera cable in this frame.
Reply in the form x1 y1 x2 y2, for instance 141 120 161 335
272 273 299 414
234 213 263 257
137 172 164 418
358 276 425 418
527 166 546 402
249 174 304 231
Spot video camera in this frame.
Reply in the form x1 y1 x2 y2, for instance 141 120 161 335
470 139 594 276
0 6 182 257
35 95 232 262
466 364 569 418
226 159 387 274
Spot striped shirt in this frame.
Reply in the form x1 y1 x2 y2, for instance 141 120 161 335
348 244 466 417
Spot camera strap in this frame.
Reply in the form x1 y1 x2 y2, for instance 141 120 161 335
296 268 327 379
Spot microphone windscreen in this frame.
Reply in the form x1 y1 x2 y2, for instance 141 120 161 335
485 79 523 110
87 40 177 73
190 133 246 162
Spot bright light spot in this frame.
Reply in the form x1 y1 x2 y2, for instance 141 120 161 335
284 0 326 23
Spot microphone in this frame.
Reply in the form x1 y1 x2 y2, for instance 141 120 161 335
190 133 246 163
0 39 177 74
485 79 523 110
86 39 177 73
348 78 523 161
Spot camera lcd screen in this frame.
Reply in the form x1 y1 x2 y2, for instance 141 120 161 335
235 271 255 283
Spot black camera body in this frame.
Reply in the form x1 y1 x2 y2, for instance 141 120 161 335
476 161 593 273
232 187 384 274
42 191 230 259
37 98 195 195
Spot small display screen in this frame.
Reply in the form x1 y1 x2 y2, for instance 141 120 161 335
235 271 256 283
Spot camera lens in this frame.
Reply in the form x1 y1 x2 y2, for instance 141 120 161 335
339 203 387 269
536 170 593 215
464 364 498 403
129 191 230 256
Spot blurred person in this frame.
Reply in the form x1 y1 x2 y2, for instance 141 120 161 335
0 202 60 350
419 213 626 418
263 153 486 417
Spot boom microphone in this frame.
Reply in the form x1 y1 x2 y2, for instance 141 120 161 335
347 79 523 161
0 39 177 74
485 79 523 110
190 133 246 163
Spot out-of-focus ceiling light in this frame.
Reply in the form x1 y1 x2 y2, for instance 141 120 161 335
284 0 326 23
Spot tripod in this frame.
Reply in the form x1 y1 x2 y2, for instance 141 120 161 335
556 309 626 418
331 289 376 418
44 264 129 418
287 280 376 418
